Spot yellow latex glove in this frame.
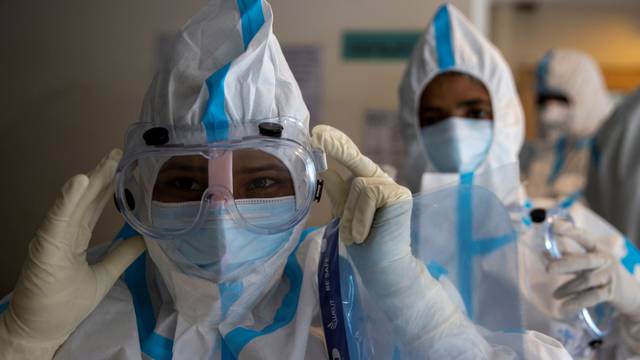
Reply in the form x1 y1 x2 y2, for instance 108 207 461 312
0 149 146 359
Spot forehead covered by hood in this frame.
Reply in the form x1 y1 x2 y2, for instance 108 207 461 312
138 0 309 142
398 4 524 191
537 49 612 138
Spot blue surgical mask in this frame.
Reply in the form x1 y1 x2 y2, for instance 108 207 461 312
421 117 493 173
150 196 296 278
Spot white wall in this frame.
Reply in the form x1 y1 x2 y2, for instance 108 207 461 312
490 2 640 138
0 0 474 296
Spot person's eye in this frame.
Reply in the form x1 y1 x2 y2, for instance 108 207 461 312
247 177 276 191
173 177 205 191
467 108 490 119
420 113 448 127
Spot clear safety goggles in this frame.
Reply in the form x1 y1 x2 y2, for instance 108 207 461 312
114 118 326 239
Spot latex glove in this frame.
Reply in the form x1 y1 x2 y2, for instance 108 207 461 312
311 125 493 358
549 221 640 316
0 149 146 359
310 125 411 245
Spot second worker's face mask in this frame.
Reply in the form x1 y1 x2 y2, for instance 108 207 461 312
421 117 493 173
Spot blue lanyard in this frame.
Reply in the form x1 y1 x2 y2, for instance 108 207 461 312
318 218 351 360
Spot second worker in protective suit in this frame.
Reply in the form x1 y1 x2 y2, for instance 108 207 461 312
397 3 640 359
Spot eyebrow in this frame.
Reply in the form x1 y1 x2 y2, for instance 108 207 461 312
161 163 208 174
457 98 491 107
421 106 447 113
234 164 289 174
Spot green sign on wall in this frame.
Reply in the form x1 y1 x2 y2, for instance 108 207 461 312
342 31 422 60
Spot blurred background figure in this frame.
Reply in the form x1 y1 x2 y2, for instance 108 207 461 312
520 49 612 199
586 88 640 247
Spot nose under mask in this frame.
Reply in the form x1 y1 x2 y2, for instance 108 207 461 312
539 103 572 141
150 196 297 279
421 117 493 173
539 102 571 127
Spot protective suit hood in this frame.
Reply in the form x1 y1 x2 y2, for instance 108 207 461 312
398 4 524 193
139 0 309 134
537 49 612 138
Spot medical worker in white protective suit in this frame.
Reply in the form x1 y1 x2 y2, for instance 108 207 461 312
520 49 613 199
398 3 640 359
0 1 575 359
586 88 640 248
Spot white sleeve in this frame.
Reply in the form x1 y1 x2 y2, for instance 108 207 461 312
347 202 572 359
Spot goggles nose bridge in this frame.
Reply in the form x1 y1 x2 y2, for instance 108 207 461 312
208 150 233 201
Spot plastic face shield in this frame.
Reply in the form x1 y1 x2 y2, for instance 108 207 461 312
114 118 326 239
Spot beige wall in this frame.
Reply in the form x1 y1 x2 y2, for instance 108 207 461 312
491 1 640 137
492 1 640 69
0 1 474 296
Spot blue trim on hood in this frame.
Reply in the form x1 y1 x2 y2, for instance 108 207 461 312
536 51 553 94
433 5 455 70
237 0 265 49
203 63 232 142
201 0 266 143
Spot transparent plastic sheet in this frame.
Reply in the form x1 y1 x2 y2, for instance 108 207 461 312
411 181 523 333
420 162 523 209
414 163 523 333
318 173 524 359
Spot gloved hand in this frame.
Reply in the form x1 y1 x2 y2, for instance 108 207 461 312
311 125 492 358
0 149 146 359
549 221 640 317
310 125 411 245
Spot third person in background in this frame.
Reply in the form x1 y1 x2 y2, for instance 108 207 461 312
521 49 613 200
